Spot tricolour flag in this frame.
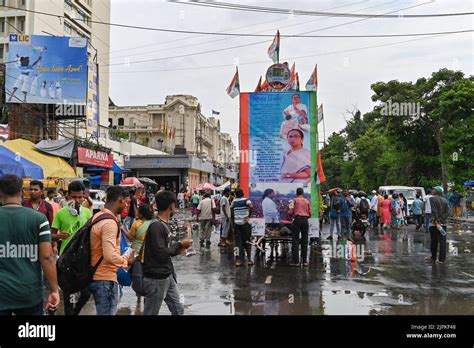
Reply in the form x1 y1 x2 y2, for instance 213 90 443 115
316 152 326 184
267 30 280 63
171 127 175 139
261 79 269 92
295 72 300 91
164 123 168 138
318 104 324 123
226 67 240 99
283 62 296 91
305 64 318 91
255 76 262 92
0 124 9 141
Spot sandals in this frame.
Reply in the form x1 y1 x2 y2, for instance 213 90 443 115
235 260 242 267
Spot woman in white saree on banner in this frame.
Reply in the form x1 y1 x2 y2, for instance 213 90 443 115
281 129 311 183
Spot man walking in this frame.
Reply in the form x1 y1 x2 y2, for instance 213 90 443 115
425 186 450 264
142 191 193 315
89 186 134 315
369 190 379 232
231 189 253 267
190 191 200 217
412 194 424 230
218 187 231 247
289 188 311 267
51 181 92 315
196 191 216 247
327 190 341 241
340 190 355 239
423 189 433 232
0 174 60 315
23 180 54 225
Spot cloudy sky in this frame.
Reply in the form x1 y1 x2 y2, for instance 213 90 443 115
108 0 473 147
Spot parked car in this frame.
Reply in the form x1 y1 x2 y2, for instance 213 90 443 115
412 187 426 200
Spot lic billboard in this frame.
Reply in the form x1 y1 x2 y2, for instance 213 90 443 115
6 34 88 105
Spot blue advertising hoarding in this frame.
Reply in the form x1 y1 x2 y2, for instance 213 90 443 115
6 34 88 104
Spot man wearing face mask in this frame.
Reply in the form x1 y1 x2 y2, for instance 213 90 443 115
51 181 92 315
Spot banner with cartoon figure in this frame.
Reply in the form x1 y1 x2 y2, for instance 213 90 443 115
6 34 88 104
240 91 318 223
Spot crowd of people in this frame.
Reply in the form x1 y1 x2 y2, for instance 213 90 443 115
0 173 463 316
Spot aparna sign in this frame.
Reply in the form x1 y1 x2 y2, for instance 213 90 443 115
77 146 113 168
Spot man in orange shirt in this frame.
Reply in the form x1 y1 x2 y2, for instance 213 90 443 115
89 186 134 315
289 188 312 267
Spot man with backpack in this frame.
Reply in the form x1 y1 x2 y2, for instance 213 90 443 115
142 191 193 315
0 174 60 315
89 186 134 315
358 194 370 218
23 180 54 225
51 181 92 315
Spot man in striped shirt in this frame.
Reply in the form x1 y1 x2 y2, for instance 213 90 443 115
231 189 253 267
0 174 60 315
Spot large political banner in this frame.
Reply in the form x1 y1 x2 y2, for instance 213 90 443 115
240 91 318 225
6 34 88 104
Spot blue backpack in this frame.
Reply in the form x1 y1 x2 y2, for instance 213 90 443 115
117 231 132 287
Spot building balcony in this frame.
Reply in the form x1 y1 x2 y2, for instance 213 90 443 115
117 125 163 133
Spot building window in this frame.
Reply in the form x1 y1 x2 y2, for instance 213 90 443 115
76 9 86 22
19 18 25 32
65 0 72 12
64 22 72 34
118 118 124 127
0 20 4 33
20 0 26 6
0 46 4 60
108 118 113 127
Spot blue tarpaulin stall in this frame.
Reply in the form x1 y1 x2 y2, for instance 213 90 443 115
0 145 44 179
86 162 123 186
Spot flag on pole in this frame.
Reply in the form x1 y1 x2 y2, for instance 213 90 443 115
316 152 326 184
283 62 296 91
267 30 280 63
261 79 269 92
318 104 324 123
171 127 175 139
295 72 300 91
164 123 168 138
226 67 240 99
305 64 318 91
212 110 220 116
168 126 172 139
255 76 262 92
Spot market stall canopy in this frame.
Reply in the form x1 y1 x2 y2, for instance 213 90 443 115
1 139 76 178
35 139 74 158
139 177 158 185
0 145 44 179
215 181 231 191
122 177 144 188
195 183 215 190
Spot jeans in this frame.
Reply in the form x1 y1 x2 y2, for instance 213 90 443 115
413 214 423 227
89 280 119 315
234 223 251 261
425 213 431 231
429 226 447 262
221 218 230 239
200 219 213 242
340 216 352 237
143 275 184 315
329 216 340 236
292 217 309 263
368 210 378 228
63 288 91 316
0 301 43 315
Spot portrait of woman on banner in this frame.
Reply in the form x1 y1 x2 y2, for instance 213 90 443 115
280 129 311 183
280 94 310 140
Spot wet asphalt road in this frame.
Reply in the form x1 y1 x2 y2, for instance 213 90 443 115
61 211 474 315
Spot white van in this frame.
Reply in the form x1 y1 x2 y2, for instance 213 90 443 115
378 186 417 221
412 187 426 200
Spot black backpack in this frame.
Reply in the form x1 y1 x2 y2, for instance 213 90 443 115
56 213 118 294
359 199 369 214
